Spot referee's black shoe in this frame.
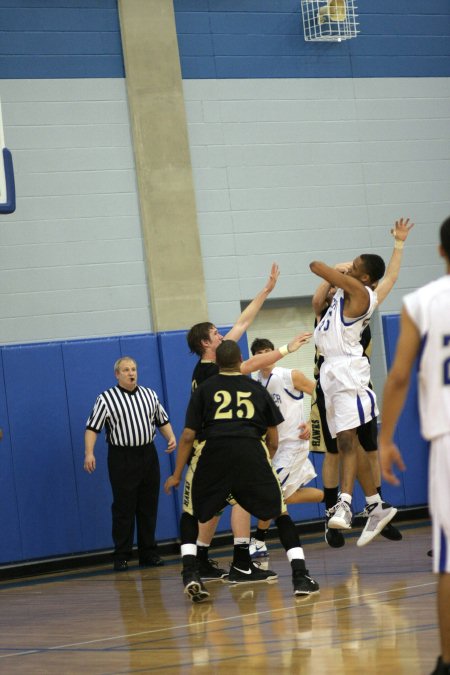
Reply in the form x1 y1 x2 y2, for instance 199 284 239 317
228 561 278 584
113 559 128 572
139 554 164 567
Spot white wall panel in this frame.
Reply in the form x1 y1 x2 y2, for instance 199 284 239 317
0 78 150 344
184 77 449 329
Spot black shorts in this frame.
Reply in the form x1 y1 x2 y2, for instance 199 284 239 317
315 380 378 454
183 437 286 523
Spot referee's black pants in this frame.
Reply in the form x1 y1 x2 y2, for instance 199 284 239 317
107 442 160 562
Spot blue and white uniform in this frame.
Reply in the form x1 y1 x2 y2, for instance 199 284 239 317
253 366 316 498
404 275 450 573
314 286 378 438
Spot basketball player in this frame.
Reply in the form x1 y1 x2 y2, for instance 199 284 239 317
311 218 413 546
310 252 397 546
164 340 320 603
379 216 450 675
187 263 311 581
249 337 323 558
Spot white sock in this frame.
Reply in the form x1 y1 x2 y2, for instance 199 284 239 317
287 547 305 562
181 543 197 557
366 493 382 506
340 492 352 505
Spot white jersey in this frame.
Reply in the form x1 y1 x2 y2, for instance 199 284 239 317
253 366 308 467
403 275 450 441
314 287 378 359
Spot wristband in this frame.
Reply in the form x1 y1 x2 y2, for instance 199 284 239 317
278 344 290 356
394 240 404 250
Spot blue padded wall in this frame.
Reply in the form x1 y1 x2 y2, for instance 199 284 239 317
3 342 83 560
382 314 429 507
62 337 122 552
0 351 23 563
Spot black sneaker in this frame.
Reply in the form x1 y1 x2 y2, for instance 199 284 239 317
139 554 164 567
430 655 450 675
228 561 278 584
197 557 228 581
113 559 128 571
380 522 402 541
292 568 320 597
325 517 345 548
182 567 210 603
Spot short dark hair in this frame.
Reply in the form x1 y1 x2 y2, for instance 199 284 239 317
250 337 274 355
360 254 386 284
440 215 450 259
186 322 214 356
216 340 241 369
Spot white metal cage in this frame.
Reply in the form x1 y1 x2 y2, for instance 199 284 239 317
301 0 359 42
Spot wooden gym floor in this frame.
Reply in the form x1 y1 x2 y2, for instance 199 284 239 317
0 520 438 674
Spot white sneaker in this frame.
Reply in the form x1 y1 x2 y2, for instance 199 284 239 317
356 501 398 547
249 537 268 558
327 500 352 530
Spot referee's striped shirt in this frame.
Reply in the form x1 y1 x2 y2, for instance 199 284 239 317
86 385 169 447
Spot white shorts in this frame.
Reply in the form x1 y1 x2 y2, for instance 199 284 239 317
429 434 450 574
320 357 378 438
274 452 317 500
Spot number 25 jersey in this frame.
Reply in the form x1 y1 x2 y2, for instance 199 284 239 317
185 372 284 441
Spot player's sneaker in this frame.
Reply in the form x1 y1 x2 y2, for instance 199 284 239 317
357 507 402 541
182 567 210 603
356 501 398 547
228 561 278 584
197 557 228 581
327 500 352 530
324 509 345 548
380 521 402 540
292 568 320 596
249 537 269 558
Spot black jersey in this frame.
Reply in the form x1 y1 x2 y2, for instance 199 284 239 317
191 360 219 392
185 372 283 441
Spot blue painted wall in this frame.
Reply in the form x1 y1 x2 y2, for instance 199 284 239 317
0 0 124 78
174 0 450 78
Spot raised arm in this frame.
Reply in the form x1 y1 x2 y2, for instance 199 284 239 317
311 262 352 319
291 370 316 396
310 260 369 318
240 332 312 375
376 217 414 305
225 263 279 342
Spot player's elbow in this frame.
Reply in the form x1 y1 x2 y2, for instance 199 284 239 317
310 261 320 273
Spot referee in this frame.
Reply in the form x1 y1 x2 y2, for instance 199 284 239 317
84 356 176 571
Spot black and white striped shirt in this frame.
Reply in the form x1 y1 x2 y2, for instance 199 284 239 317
86 385 169 447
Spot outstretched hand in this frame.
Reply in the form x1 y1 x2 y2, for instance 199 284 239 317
288 332 312 354
265 263 280 294
391 217 414 242
379 440 406 486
